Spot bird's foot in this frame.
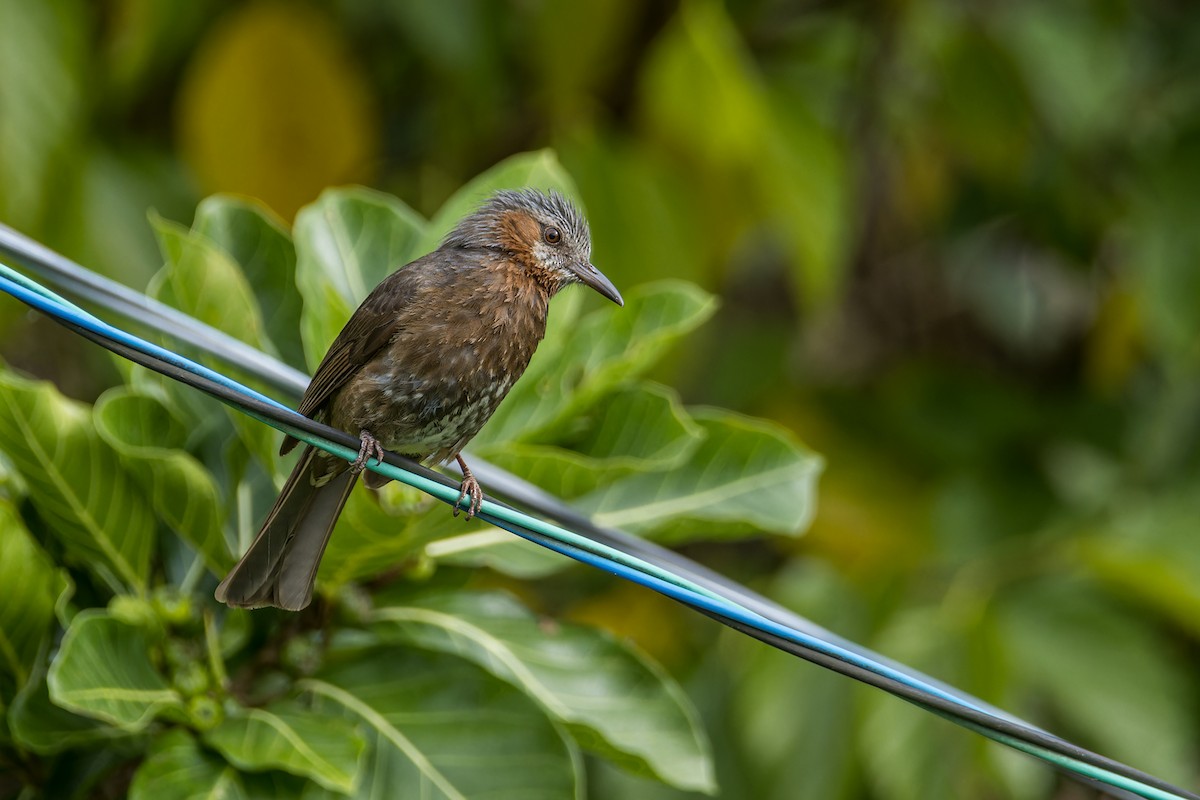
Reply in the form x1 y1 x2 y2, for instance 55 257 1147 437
349 430 385 474
454 455 484 519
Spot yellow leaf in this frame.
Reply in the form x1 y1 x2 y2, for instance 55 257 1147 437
177 2 379 220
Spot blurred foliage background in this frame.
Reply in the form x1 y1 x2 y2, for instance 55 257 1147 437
2 0 1199 797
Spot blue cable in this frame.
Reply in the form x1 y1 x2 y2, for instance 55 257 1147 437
496 522 1182 800
0 269 1009 711
0 265 1007 713
0 262 1192 800
0 224 1056 727
0 265 292 414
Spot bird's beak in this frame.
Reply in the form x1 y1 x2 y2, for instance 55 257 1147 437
573 262 624 306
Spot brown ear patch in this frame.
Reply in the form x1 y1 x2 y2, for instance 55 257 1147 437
496 210 540 263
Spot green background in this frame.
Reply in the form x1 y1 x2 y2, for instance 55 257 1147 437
1 1 1199 797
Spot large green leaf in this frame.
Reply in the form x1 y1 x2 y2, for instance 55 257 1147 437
417 149 582 253
129 728 249 800
445 382 706 577
244 772 309 800
477 280 717 445
193 194 306 370
149 213 281 467
9 656 124 754
478 382 704 496
315 480 476 589
426 531 565 580
372 590 715 794
0 501 67 698
576 408 822 542
301 646 580 800
293 186 425 369
570 381 704 463
204 700 366 795
47 610 183 731
94 388 231 573
553 282 716 418
150 213 277 354
0 368 155 593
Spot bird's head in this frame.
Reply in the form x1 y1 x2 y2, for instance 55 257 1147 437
443 189 623 306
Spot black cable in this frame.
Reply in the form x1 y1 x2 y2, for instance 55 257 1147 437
0 223 1040 716
45 307 1200 800
506 526 1199 800
7 241 1196 798
0 224 309 395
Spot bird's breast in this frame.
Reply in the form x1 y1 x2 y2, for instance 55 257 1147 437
330 276 548 463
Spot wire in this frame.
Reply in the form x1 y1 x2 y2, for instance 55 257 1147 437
0 223 309 395
0 222 1035 721
0 256 1195 800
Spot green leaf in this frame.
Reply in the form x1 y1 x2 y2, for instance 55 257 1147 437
761 98 853 306
0 368 156 593
0 500 67 697
477 280 718 445
47 610 183 731
639 1 852 304
995 3 1136 149
316 482 472 589
998 580 1198 785
427 532 566 580
193 194 306 370
372 590 715 794
570 382 704 464
640 0 768 168
204 701 366 794
9 656 124 754
301 646 580 800
1128 138 1200 365
418 149 582 253
1079 488 1200 637
731 562 865 800
576 408 822 542
479 382 704 496
129 728 249 800
0 0 85 231
859 608 989 800
293 186 426 369
150 213 277 354
447 383 707 579
94 388 231 573
149 213 281 467
243 772 309 800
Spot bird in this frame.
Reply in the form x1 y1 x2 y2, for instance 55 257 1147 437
214 189 623 611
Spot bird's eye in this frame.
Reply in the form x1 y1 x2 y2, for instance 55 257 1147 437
544 226 562 245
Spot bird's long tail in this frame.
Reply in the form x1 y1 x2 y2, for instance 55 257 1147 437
215 446 357 610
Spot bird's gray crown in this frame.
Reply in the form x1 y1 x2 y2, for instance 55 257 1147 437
441 188 590 252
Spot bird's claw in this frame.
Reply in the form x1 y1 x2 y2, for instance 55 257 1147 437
454 474 483 519
349 430 385 474
452 454 483 519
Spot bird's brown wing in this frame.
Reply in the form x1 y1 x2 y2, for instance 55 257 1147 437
280 260 427 455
